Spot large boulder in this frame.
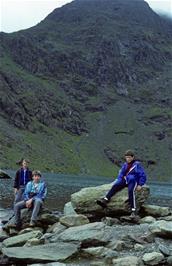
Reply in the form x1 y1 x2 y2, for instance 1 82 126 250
71 184 150 218
2 242 79 263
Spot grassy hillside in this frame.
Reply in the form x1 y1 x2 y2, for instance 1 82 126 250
0 0 172 180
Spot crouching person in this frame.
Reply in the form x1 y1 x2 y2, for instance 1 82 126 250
13 170 47 229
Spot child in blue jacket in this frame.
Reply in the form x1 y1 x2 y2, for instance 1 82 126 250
13 170 47 229
97 150 147 217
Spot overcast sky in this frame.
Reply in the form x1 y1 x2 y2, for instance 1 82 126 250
0 0 172 33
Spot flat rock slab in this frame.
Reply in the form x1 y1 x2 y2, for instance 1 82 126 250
53 222 112 247
2 230 43 247
2 242 79 262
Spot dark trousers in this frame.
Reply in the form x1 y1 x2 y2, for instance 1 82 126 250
106 178 137 210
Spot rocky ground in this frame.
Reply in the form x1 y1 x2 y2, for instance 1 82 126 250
0 185 172 266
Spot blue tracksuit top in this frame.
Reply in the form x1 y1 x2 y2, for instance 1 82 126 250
24 180 47 201
117 160 147 186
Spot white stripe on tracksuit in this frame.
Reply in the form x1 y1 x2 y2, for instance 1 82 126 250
132 182 137 211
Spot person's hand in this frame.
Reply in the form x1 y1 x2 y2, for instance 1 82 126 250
26 199 33 208
136 185 142 192
14 188 18 194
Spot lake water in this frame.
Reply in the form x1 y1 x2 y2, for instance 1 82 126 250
0 170 172 225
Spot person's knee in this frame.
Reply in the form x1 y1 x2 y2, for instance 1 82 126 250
34 198 43 205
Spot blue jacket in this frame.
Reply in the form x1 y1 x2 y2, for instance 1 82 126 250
117 160 147 186
24 180 47 201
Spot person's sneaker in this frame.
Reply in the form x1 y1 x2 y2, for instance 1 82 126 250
96 198 109 208
29 221 36 227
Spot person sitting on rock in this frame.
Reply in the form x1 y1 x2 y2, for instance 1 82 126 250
14 158 32 205
96 150 147 217
13 170 47 229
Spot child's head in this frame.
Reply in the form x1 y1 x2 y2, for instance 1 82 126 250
32 170 41 182
124 150 135 163
22 159 29 168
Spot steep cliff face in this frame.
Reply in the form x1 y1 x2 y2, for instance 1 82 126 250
0 0 172 179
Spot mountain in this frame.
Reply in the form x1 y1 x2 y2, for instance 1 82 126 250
0 0 172 180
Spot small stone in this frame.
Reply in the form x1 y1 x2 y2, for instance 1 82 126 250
112 256 143 266
108 240 125 251
159 244 172 256
24 237 43 247
134 243 144 250
83 246 118 259
59 214 89 227
140 216 156 224
63 202 77 216
167 256 172 265
142 252 164 265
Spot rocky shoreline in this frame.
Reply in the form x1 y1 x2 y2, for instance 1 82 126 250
0 184 172 266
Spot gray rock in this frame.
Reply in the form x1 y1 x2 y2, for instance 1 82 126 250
63 202 77 216
59 214 89 227
90 261 110 266
0 228 9 241
159 244 172 256
82 246 118 259
134 243 144 250
102 217 120 226
149 221 172 238
47 222 66 234
140 216 156 224
112 256 143 266
40 233 53 244
142 205 171 217
2 230 43 247
24 237 43 247
158 215 172 222
0 170 11 179
2 242 79 262
39 213 59 225
30 263 67 266
55 222 112 247
167 256 172 265
71 184 149 218
107 240 125 251
142 252 164 265
19 227 44 235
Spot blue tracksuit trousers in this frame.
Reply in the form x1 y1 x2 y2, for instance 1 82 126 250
105 178 137 210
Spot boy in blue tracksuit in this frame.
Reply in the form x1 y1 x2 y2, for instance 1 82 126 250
13 170 47 228
97 150 147 216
